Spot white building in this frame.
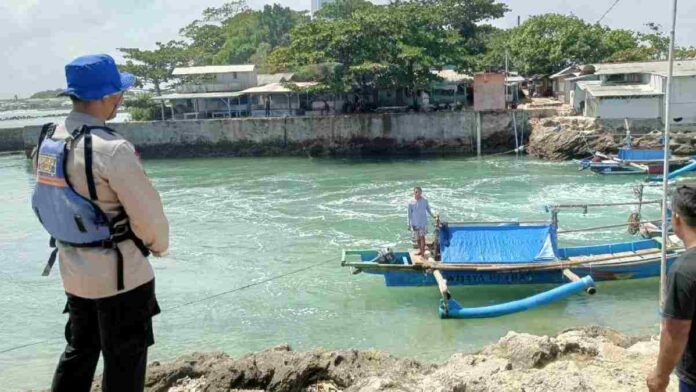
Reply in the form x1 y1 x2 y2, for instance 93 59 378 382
153 66 316 119
549 66 581 102
577 60 696 123
151 65 257 119
173 65 258 93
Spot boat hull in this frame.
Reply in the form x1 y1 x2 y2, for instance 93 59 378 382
577 159 690 175
351 248 678 287
377 257 675 287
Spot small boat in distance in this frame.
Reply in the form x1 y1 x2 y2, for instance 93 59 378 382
342 204 683 319
576 147 693 175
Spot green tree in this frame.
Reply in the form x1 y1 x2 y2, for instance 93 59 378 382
416 0 508 57
180 0 248 64
601 29 640 57
212 10 264 64
275 1 465 107
179 1 307 68
604 23 692 62
315 0 375 20
499 14 642 75
639 22 670 59
677 47 696 59
123 93 161 121
211 5 308 65
475 26 511 71
118 41 189 95
258 4 308 48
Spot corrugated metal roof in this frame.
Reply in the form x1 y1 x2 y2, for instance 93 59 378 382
594 60 696 77
241 82 318 94
257 73 296 85
584 83 664 98
576 80 602 91
433 70 473 82
152 91 246 100
172 65 256 75
566 74 599 82
506 75 526 83
550 66 580 79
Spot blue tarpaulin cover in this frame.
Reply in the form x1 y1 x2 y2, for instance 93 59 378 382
618 148 667 161
439 225 558 264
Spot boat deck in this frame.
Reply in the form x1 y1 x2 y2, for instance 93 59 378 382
409 249 432 267
567 249 660 264
408 246 681 270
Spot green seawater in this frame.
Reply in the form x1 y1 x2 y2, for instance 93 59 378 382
0 154 664 390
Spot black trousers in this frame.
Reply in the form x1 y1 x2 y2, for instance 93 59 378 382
51 280 160 392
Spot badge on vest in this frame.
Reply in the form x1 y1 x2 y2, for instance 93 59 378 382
37 153 58 176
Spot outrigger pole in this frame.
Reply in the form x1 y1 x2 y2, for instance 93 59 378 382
660 0 679 311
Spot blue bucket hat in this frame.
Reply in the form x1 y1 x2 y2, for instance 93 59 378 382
59 54 136 101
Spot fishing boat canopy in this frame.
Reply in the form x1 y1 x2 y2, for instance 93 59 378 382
439 224 557 264
617 148 668 162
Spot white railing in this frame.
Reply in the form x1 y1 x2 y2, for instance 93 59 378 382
176 83 242 93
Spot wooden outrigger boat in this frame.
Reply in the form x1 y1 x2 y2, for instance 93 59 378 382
576 148 692 175
342 203 684 319
576 121 694 175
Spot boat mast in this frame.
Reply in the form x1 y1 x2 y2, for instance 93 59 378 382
660 0 679 310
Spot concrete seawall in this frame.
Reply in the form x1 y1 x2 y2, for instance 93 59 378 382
18 111 533 158
0 127 25 152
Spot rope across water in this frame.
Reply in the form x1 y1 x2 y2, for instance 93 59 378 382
0 256 337 355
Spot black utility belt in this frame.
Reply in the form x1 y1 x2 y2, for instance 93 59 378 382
58 232 150 257
47 232 150 291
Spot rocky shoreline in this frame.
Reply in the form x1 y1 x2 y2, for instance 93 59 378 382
527 115 696 161
82 326 675 392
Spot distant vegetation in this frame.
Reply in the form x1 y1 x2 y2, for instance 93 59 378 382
118 0 696 99
30 89 64 99
123 93 161 121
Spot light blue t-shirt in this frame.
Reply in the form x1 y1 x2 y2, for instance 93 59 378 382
407 198 432 229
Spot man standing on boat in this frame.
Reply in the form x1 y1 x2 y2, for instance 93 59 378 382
648 185 696 392
408 187 435 256
32 54 169 392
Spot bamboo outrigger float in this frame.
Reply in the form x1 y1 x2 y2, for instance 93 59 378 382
342 203 684 319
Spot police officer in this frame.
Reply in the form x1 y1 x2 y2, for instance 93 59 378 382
32 54 169 392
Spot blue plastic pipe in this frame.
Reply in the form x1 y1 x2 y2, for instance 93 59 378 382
648 160 696 182
439 276 595 319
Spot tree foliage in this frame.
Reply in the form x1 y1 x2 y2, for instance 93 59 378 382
179 1 308 68
491 14 639 75
271 0 489 103
120 0 696 99
120 1 308 91
314 0 375 20
118 41 189 95
123 93 161 121
417 0 508 56
487 15 696 75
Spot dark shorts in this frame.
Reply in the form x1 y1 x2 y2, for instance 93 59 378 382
411 226 428 240
52 280 160 392
62 279 160 354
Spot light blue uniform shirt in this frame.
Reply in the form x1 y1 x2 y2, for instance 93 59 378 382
407 198 433 229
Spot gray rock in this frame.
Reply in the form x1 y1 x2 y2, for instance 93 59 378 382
527 116 696 160
80 325 678 392
480 332 559 369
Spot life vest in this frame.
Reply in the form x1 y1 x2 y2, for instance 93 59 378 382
31 123 149 291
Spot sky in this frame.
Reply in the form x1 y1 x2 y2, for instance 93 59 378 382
1 0 695 100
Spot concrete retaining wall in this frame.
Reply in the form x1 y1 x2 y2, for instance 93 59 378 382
21 111 530 158
0 127 25 152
